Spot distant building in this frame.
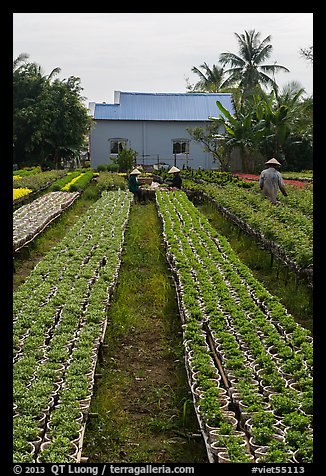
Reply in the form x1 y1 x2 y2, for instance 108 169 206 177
88 91 237 170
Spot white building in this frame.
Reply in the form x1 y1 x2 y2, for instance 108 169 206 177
88 91 237 170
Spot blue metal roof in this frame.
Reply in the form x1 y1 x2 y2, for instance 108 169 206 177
91 91 234 121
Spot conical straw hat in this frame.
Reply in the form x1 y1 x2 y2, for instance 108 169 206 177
130 168 141 175
265 158 281 165
168 166 180 173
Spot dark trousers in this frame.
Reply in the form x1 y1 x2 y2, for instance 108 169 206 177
133 189 144 203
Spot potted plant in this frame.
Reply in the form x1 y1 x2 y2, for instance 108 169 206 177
37 436 78 463
250 425 275 447
300 390 313 415
13 450 34 463
16 392 49 422
198 392 224 430
261 371 286 394
46 418 82 444
282 411 312 432
292 434 313 463
256 440 293 463
210 421 246 449
220 437 254 463
269 390 300 416
13 414 42 451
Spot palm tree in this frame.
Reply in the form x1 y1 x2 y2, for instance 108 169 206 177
219 30 289 94
187 62 226 92
13 53 61 81
300 46 313 64
13 52 30 71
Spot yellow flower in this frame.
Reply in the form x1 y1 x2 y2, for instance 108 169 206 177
13 188 32 201
62 173 85 191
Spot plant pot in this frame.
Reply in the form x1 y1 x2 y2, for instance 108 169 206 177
244 413 276 436
37 412 47 428
228 387 241 403
191 382 227 401
37 441 79 463
249 432 285 456
267 345 282 362
209 442 227 457
195 388 231 411
292 450 301 463
78 394 93 410
262 385 280 397
218 397 231 412
191 370 220 385
71 427 84 449
46 420 83 445
216 450 255 463
255 445 295 463
239 410 258 426
204 421 222 435
222 411 238 430
31 435 43 452
209 429 246 445
227 375 240 387
249 437 269 456
217 451 232 463
26 441 36 457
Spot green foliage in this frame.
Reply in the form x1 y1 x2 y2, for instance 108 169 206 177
112 148 136 173
13 54 92 168
96 171 127 191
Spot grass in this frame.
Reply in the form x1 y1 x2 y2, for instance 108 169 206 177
195 201 313 331
82 201 208 463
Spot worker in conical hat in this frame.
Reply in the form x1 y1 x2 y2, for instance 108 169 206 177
168 166 182 189
128 168 143 202
168 166 180 174
259 158 288 204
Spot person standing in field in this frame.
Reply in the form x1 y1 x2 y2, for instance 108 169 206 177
259 158 288 204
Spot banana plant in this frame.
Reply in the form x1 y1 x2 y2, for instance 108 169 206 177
210 100 266 172
257 90 290 159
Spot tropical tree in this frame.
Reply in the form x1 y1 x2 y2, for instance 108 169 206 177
186 122 233 171
272 82 313 170
186 62 226 92
209 99 267 172
112 148 137 173
256 82 312 166
13 54 91 168
219 30 289 98
300 46 313 64
13 55 61 165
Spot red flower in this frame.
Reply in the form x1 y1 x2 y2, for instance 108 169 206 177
232 173 307 188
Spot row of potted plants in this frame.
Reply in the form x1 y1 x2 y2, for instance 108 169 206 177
13 187 33 201
13 191 80 251
13 169 67 202
183 179 313 274
13 190 133 463
156 190 313 463
178 191 313 461
157 191 254 463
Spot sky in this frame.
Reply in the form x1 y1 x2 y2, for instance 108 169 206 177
13 13 313 106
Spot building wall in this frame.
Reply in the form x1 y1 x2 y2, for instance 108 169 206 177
89 120 223 170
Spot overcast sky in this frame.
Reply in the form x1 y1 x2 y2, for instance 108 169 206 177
13 13 313 105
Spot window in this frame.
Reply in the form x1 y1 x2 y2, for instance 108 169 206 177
172 139 189 155
109 138 128 155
